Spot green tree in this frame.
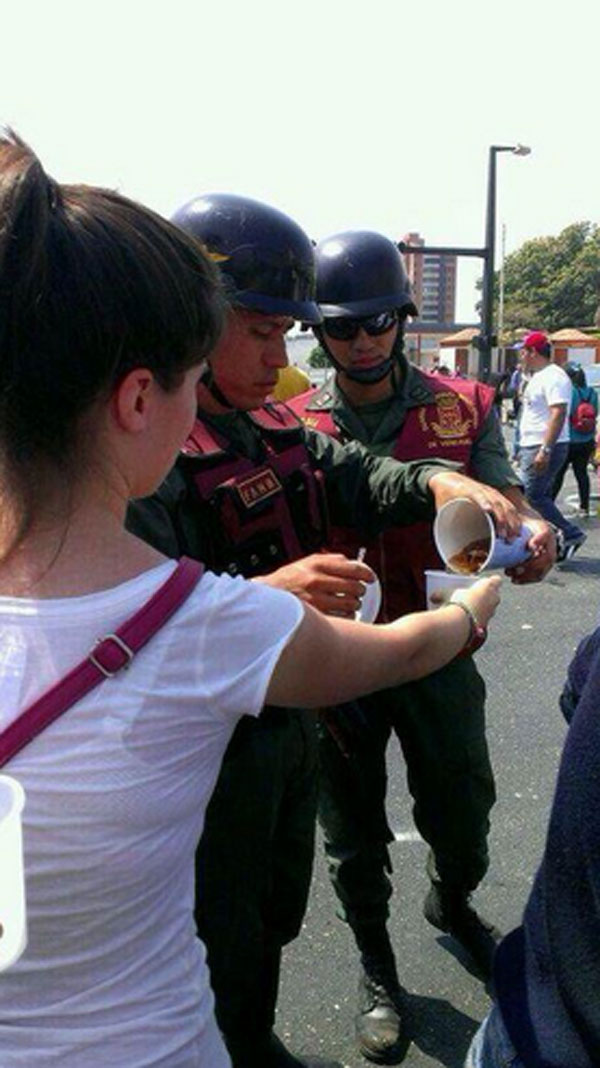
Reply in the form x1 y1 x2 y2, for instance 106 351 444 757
497 222 600 334
306 344 330 368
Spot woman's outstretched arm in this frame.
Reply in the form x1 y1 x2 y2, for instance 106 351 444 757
266 576 501 709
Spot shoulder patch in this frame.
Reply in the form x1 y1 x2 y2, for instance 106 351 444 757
418 390 478 442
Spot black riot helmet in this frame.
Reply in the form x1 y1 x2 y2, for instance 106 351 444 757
314 230 417 384
314 230 418 318
171 193 321 324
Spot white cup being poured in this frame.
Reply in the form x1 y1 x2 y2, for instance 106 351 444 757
433 497 532 574
0 775 27 972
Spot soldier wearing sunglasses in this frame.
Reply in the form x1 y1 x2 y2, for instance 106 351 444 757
287 230 556 1064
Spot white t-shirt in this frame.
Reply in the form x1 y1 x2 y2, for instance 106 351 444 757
0 562 303 1067
520 363 572 447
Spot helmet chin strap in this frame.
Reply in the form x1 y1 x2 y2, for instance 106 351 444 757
342 356 395 384
199 363 237 410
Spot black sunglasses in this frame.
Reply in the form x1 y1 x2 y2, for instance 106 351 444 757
323 310 397 341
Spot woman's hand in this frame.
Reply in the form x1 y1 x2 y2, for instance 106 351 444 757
450 575 502 628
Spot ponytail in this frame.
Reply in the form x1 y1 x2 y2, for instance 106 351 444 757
0 130 225 547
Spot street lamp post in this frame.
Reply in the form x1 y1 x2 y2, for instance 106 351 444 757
479 143 531 381
398 142 530 382
498 222 506 365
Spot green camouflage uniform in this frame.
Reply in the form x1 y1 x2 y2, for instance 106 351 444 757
127 404 454 1066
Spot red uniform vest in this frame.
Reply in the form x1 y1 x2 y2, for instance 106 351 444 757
180 402 328 578
289 374 494 619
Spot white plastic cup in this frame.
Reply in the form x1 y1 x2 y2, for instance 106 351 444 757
424 569 478 610
356 575 382 623
0 775 27 972
433 497 532 573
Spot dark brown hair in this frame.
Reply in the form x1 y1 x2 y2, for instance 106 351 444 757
0 131 225 473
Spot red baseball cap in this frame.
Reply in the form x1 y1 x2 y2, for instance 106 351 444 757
520 330 550 354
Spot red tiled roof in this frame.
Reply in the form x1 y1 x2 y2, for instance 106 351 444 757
439 328 479 347
549 329 599 345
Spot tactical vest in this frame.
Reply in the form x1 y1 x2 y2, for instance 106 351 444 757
289 375 494 619
179 403 328 578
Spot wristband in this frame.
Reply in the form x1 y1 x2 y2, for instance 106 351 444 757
449 600 487 654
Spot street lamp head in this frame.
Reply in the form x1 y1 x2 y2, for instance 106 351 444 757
490 143 532 156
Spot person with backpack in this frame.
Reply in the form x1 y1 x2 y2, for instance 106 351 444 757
0 132 502 1068
552 362 598 517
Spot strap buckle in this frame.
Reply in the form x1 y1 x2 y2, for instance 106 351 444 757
89 634 134 678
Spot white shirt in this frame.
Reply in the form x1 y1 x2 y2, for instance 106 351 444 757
520 362 572 447
0 562 303 1067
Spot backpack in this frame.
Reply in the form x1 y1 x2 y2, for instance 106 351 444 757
571 392 597 435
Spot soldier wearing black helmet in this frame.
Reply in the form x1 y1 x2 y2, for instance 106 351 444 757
128 202 530 1068
288 230 556 1064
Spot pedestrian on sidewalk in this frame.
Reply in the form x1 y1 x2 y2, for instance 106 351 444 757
508 358 527 461
517 331 586 561
552 362 598 518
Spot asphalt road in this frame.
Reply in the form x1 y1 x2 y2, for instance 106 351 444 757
276 468 600 1068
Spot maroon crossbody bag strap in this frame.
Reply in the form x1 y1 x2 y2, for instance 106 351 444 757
0 556 204 768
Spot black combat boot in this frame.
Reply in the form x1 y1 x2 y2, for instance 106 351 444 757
222 940 304 1068
231 1031 341 1068
353 926 409 1064
225 940 342 1068
226 1029 307 1068
264 1034 342 1067
263 1032 308 1067
423 882 502 980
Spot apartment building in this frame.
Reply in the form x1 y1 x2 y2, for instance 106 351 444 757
401 231 457 323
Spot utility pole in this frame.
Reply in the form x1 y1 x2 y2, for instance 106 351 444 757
479 145 530 380
399 144 531 382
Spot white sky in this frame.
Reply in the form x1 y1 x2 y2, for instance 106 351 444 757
2 0 598 319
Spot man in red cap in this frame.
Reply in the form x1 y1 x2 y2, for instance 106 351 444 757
519 330 585 559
